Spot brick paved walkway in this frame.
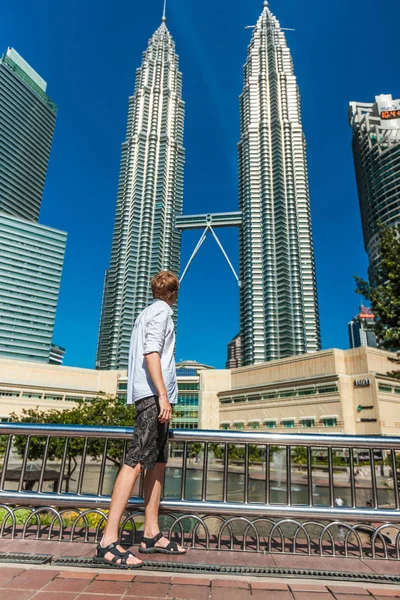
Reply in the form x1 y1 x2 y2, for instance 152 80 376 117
1 538 400 599
0 566 399 599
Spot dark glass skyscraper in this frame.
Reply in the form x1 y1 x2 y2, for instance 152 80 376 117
0 47 66 363
0 48 57 222
349 94 400 275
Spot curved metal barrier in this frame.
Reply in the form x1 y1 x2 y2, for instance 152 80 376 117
0 423 399 559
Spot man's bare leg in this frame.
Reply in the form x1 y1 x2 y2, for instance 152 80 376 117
141 463 184 551
101 463 143 565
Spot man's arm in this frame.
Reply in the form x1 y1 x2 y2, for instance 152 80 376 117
145 352 172 423
143 308 172 424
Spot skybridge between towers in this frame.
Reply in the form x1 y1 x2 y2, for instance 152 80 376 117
175 211 243 285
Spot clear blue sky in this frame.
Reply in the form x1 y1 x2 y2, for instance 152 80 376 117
1 0 398 369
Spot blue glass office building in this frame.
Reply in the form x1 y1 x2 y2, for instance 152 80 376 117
0 48 57 221
0 214 66 362
0 48 66 362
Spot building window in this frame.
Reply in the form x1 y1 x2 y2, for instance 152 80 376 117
220 423 230 430
322 418 337 427
22 393 42 399
264 421 276 429
395 388 400 395
44 395 63 401
279 391 295 398
318 386 338 394
234 422 244 430
118 382 127 391
248 421 260 429
378 384 392 393
65 396 83 402
298 389 315 397
301 419 315 428
282 420 295 428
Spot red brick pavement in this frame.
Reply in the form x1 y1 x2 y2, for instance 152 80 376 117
0 567 398 599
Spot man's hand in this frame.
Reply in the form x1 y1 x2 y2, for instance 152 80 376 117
158 393 172 423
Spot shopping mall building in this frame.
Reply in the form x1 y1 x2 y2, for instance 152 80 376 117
0 348 399 436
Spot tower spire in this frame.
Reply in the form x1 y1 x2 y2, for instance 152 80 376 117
162 0 167 22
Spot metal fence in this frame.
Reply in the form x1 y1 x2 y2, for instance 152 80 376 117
0 423 399 559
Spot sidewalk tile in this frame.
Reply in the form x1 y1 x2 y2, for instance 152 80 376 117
0 568 26 585
56 572 95 580
251 582 289 590
2 570 57 590
168 584 210 599
172 577 210 586
212 579 249 589
32 593 79 600
1 591 35 600
83 580 130 595
328 585 370 595
95 572 136 582
77 594 122 600
252 592 293 600
331 596 371 600
125 582 170 597
290 584 329 592
211 589 251 600
367 589 400 597
292 594 332 600
134 575 172 584
42 578 90 593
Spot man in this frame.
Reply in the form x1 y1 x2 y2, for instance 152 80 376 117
95 271 186 568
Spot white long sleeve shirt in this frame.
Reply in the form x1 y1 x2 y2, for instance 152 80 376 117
127 299 178 405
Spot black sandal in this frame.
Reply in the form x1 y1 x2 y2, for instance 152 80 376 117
93 541 143 569
139 532 186 555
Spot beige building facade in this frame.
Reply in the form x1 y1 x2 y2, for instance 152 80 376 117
199 347 400 436
0 358 126 419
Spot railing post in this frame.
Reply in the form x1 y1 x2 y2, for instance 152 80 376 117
97 439 108 497
392 449 400 510
265 445 270 505
201 443 208 502
370 448 378 509
223 443 229 502
244 445 249 504
76 438 88 495
180 441 188 501
0 435 13 490
349 448 357 508
286 446 292 506
58 437 69 494
38 437 50 493
307 446 313 507
328 447 334 507
18 435 31 492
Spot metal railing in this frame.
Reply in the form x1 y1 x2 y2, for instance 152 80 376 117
0 423 399 558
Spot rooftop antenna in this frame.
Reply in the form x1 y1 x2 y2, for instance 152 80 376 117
162 0 167 22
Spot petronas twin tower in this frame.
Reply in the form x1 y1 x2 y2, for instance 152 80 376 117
96 2 320 370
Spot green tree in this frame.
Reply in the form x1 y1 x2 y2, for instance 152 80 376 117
9 396 136 490
355 224 400 378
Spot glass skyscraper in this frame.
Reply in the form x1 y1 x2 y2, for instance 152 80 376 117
0 47 66 363
349 94 400 275
0 214 67 362
238 2 320 365
0 48 57 221
96 15 185 370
